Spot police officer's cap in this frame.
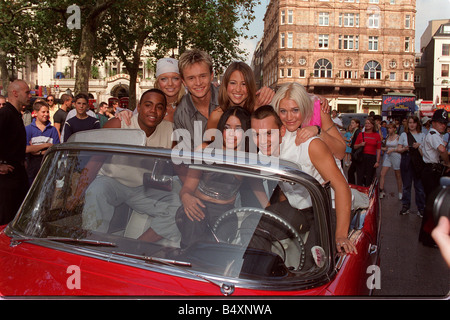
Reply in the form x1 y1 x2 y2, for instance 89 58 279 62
432 109 449 124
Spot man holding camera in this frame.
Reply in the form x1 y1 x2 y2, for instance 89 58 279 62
419 109 450 247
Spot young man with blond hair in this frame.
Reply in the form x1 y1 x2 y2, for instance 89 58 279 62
173 49 218 150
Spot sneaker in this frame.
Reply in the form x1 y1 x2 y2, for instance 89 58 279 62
399 206 409 215
417 210 424 218
398 193 402 200
379 189 385 199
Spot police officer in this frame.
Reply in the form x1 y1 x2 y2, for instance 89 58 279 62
419 109 450 247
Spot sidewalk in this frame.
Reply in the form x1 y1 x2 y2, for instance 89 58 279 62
364 165 450 297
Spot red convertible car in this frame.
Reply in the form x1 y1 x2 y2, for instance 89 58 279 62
0 129 380 297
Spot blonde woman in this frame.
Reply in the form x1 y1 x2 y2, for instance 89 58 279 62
271 82 346 160
154 57 185 122
118 57 185 124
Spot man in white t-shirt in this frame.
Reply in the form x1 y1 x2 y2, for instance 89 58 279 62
250 105 357 256
70 89 180 243
419 109 449 247
331 110 343 130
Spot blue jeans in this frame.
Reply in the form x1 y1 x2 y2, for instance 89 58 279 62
400 153 425 211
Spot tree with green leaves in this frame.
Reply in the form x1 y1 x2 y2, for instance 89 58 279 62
0 1 63 93
1 0 260 104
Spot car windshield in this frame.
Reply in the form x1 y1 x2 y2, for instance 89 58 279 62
9 146 332 289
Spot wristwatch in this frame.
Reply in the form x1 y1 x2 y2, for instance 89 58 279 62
316 125 321 135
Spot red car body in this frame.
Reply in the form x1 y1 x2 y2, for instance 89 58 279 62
0 130 380 297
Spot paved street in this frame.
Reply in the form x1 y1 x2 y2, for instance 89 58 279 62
356 166 450 298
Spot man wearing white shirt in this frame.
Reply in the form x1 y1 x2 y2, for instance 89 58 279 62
419 109 449 247
331 110 343 130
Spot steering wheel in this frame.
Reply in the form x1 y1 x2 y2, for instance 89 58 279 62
213 207 306 271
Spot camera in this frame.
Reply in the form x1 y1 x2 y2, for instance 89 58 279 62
433 177 450 224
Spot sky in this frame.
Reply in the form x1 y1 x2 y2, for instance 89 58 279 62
239 0 450 64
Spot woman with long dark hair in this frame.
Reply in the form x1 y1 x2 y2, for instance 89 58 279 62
206 61 273 132
176 106 268 248
396 115 425 216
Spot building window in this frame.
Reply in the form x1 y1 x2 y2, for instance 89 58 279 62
442 64 449 77
390 72 396 81
346 13 359 27
339 13 360 27
405 15 411 29
364 60 382 79
339 35 358 50
319 12 329 26
314 58 332 78
404 72 409 81
280 68 285 78
299 69 306 78
443 44 450 56
281 10 285 25
319 34 329 49
368 14 380 28
287 32 293 48
343 70 353 79
368 36 378 51
442 88 449 103
405 37 411 52
287 68 293 77
414 74 421 83
288 10 294 24
280 33 285 48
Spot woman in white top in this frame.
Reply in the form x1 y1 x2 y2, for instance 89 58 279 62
270 83 356 255
379 123 402 199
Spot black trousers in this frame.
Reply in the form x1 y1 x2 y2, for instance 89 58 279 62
419 164 442 245
0 165 29 225
356 153 377 187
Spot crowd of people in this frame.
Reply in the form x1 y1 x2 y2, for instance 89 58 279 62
1 49 449 265
342 108 450 250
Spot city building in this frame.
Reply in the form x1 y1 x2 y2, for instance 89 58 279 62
417 19 450 108
251 39 265 89
261 0 416 114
